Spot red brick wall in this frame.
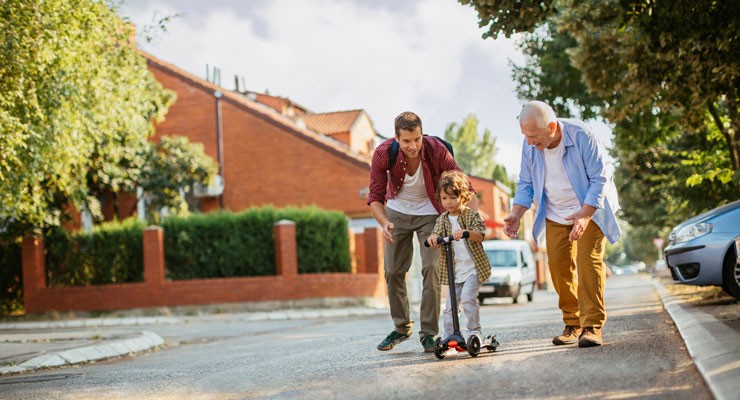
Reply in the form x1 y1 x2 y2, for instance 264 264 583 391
469 176 509 239
21 225 386 313
147 61 373 219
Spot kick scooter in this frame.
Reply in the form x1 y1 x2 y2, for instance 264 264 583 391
426 231 500 359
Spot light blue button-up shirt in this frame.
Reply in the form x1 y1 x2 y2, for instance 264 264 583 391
513 119 622 244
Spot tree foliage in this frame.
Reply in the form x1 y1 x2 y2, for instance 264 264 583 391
461 0 740 174
0 0 215 232
139 136 218 224
511 25 602 121
443 114 503 182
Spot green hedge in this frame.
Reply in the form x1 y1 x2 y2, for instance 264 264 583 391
0 206 352 314
45 218 146 287
0 237 23 315
162 206 351 279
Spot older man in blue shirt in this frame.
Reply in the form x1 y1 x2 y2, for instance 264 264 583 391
504 101 621 348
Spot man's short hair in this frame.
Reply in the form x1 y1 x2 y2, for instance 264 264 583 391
519 101 557 130
394 111 423 137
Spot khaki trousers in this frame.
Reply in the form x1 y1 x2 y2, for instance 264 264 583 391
545 219 608 328
384 208 440 338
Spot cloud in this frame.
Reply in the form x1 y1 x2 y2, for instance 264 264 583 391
119 0 539 177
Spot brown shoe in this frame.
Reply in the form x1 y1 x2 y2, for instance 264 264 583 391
578 327 603 347
552 325 582 345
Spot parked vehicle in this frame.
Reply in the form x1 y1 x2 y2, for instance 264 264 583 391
479 239 537 304
664 200 740 300
612 264 641 276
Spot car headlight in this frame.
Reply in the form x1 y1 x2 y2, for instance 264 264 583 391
674 222 712 244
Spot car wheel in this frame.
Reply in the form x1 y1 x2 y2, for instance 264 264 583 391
512 284 520 304
722 248 740 300
478 295 485 305
526 283 535 302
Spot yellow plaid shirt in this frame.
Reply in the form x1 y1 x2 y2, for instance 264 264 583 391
432 206 491 285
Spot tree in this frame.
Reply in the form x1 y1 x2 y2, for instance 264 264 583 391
491 164 514 193
511 25 602 121
139 136 218 224
0 0 214 232
444 114 502 181
461 0 740 175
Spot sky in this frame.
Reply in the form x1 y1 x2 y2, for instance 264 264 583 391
116 0 612 178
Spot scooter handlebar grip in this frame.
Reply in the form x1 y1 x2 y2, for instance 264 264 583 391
425 231 470 247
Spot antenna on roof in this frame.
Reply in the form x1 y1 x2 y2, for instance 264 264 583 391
233 75 249 95
206 64 221 86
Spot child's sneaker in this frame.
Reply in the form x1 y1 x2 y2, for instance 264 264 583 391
421 335 435 353
377 331 411 351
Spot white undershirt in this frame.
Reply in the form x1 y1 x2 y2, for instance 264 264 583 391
449 215 476 283
386 166 438 215
543 138 581 225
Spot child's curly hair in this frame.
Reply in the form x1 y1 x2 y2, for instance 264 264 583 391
436 170 472 204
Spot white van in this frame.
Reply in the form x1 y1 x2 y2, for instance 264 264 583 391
479 239 537 304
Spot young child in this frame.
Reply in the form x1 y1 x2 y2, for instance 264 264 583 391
426 170 491 339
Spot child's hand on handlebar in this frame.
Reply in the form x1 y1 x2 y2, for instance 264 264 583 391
427 234 439 248
452 230 467 241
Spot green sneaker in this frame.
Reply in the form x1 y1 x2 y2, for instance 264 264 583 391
421 335 435 353
377 331 411 351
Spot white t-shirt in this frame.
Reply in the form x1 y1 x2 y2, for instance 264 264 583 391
449 215 476 283
543 138 581 225
386 165 438 215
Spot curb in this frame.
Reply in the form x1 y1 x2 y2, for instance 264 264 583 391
653 280 740 400
0 331 164 375
0 316 181 330
0 307 389 331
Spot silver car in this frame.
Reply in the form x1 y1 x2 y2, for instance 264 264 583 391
479 239 537 304
664 200 740 299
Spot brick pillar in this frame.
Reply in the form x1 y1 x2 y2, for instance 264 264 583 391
273 220 297 277
354 230 366 273
348 228 357 274
22 235 46 291
143 226 166 285
364 227 384 274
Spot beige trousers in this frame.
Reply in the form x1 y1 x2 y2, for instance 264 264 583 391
384 208 440 338
545 219 608 328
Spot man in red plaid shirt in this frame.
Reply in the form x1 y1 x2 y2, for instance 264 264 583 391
368 111 476 353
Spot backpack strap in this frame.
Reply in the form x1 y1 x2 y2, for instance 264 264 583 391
389 140 400 169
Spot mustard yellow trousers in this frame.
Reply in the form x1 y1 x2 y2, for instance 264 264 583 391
545 219 608 328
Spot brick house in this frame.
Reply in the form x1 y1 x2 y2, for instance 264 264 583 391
468 176 510 239
104 51 377 222
113 51 513 237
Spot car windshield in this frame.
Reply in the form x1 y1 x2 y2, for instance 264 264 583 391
486 250 517 267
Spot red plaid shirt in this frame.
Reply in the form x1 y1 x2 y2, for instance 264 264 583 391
367 136 473 214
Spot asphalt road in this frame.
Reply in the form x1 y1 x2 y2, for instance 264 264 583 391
0 275 711 399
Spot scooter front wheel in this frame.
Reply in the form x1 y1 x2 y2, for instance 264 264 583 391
433 337 446 359
467 334 481 357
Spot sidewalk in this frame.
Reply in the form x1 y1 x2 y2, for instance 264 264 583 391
0 302 388 375
653 280 740 400
1 279 738 400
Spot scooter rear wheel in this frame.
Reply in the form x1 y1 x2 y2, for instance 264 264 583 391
467 334 481 357
433 337 446 359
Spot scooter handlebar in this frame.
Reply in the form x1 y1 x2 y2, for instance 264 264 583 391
423 230 470 247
